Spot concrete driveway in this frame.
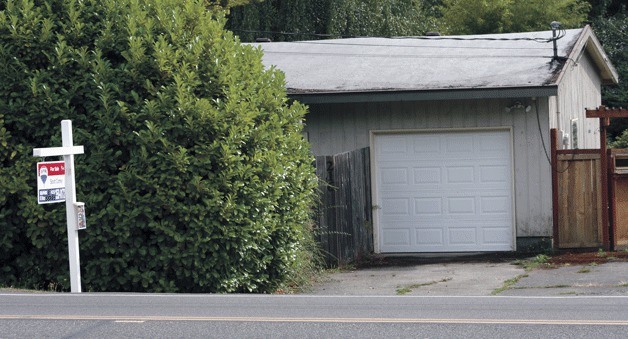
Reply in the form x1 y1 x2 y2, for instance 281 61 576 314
306 255 628 296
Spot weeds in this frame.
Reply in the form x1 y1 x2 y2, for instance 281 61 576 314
513 254 552 271
543 284 570 288
491 274 528 295
277 223 326 294
396 278 452 295
577 267 591 274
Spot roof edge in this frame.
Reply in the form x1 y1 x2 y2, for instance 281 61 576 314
559 25 619 85
289 86 558 104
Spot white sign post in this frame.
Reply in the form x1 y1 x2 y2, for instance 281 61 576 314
33 120 85 293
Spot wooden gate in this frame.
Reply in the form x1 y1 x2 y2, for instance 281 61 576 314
315 147 373 266
551 129 604 249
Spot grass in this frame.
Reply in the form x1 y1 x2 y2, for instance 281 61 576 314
396 277 452 295
596 248 618 261
491 274 528 295
577 267 591 274
495 254 555 295
513 254 552 271
619 281 628 287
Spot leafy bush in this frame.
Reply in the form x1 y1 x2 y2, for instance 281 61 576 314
610 130 628 148
0 0 317 293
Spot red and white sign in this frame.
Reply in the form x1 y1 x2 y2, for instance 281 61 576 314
37 161 66 204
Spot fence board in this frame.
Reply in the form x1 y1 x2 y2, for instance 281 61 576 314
556 152 603 248
315 147 373 266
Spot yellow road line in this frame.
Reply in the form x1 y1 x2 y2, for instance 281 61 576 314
0 315 627 326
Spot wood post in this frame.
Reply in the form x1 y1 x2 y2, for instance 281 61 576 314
600 117 610 250
551 128 560 249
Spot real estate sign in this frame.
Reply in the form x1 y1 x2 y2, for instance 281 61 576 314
37 161 66 204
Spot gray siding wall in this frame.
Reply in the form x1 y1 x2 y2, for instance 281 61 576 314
304 97 554 237
549 52 603 149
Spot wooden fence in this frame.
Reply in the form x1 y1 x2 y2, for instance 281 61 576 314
314 147 373 266
551 129 604 249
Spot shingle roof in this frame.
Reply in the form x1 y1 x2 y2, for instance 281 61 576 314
250 26 617 103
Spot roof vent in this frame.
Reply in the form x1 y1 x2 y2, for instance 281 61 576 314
256 38 272 43
425 32 440 36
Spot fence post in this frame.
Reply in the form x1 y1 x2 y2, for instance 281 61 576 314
551 128 559 249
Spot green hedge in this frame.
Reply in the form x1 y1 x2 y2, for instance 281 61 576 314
0 0 317 293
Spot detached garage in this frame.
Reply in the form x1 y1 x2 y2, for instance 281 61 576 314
252 25 619 254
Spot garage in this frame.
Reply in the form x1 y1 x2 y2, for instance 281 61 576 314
372 129 515 253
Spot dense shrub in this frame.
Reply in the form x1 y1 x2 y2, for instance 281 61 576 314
0 0 317 292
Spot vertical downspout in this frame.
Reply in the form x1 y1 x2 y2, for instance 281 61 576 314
555 94 562 149
551 22 563 148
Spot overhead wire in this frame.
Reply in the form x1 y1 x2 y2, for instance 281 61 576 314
233 27 568 44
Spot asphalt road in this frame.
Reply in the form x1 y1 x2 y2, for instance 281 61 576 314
1 293 627 338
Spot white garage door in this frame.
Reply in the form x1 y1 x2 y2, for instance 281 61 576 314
373 129 514 253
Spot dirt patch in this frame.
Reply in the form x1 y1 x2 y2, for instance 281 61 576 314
548 251 628 266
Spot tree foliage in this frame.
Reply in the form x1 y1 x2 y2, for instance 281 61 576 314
590 3 627 140
594 11 627 108
438 0 591 34
227 0 438 42
0 0 317 293
327 0 438 37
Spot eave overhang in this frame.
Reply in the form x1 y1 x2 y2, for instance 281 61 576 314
288 86 558 104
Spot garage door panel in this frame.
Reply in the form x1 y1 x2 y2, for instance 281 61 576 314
413 167 441 184
416 228 445 245
449 228 477 245
414 197 443 216
445 135 475 153
382 228 412 246
483 227 513 245
380 167 409 185
380 192 511 219
413 136 441 154
381 198 411 216
377 135 408 155
479 134 511 154
446 166 475 183
446 197 476 214
375 130 514 253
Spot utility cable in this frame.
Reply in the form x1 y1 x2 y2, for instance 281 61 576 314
233 28 567 44
534 99 573 173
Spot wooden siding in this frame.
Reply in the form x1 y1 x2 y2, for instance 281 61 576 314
304 98 553 237
550 52 603 149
